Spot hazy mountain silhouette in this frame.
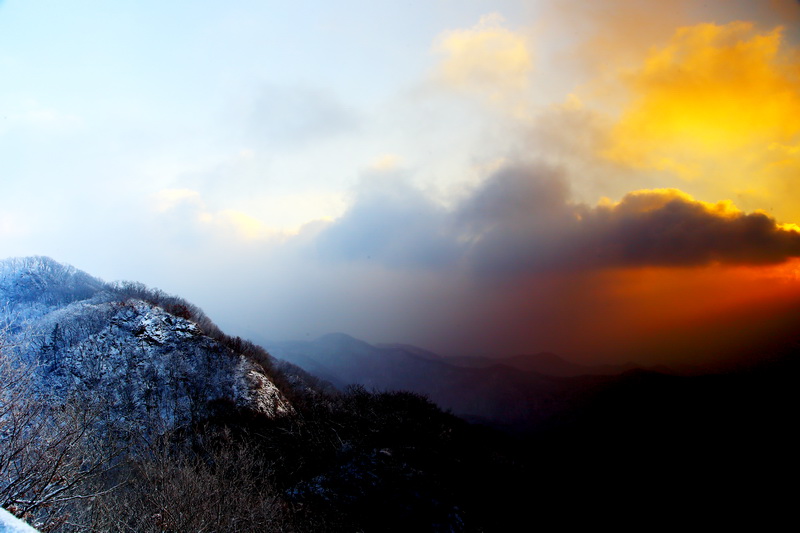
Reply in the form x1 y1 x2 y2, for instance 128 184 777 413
445 351 640 376
266 333 658 429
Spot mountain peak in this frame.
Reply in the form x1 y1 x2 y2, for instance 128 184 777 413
315 332 372 348
0 256 105 307
0 255 293 426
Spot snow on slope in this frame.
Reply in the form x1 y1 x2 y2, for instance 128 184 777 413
0 508 39 533
0 256 291 433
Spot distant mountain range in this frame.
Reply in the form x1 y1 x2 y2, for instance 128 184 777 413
265 328 800 443
265 332 655 429
443 350 640 376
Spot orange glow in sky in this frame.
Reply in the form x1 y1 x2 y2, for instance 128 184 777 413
3 1 800 369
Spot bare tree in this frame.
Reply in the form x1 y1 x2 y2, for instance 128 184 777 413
79 428 290 533
0 335 117 530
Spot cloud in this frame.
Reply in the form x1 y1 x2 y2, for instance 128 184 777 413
0 212 28 238
433 13 533 109
548 0 692 79
453 165 577 273
606 22 800 163
136 2 800 370
314 175 456 268
598 21 800 219
137 157 800 368
199 209 273 241
313 164 800 275
151 188 283 243
462 168 800 273
152 188 203 213
584 189 800 267
368 154 402 172
764 0 800 22
248 84 359 148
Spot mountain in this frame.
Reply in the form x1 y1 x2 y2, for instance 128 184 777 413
373 342 443 361
266 332 636 429
268 332 443 388
0 256 292 429
0 257 307 530
2 257 797 531
0 257 542 532
444 351 639 376
265 328 800 453
265 327 800 528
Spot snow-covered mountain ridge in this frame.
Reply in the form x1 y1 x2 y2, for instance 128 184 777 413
0 256 292 431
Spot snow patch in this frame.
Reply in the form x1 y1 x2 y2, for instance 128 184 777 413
0 508 39 533
244 365 294 417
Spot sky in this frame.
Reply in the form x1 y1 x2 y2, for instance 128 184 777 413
2 0 800 370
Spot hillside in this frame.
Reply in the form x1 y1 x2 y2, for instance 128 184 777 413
2 257 797 531
0 256 292 426
0 257 532 531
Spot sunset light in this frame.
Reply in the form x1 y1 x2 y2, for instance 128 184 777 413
2 0 799 370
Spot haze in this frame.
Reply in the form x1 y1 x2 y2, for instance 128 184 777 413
2 0 800 370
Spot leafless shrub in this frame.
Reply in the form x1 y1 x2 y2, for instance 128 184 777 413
84 428 292 532
0 335 124 532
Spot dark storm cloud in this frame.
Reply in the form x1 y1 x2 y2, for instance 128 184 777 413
454 165 582 274
313 164 800 275
583 192 800 267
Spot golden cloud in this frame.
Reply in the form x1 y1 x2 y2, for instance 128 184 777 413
433 13 533 105
608 188 741 218
601 21 800 220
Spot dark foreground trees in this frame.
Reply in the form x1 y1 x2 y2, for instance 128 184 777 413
2 356 525 533
68 388 484 532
